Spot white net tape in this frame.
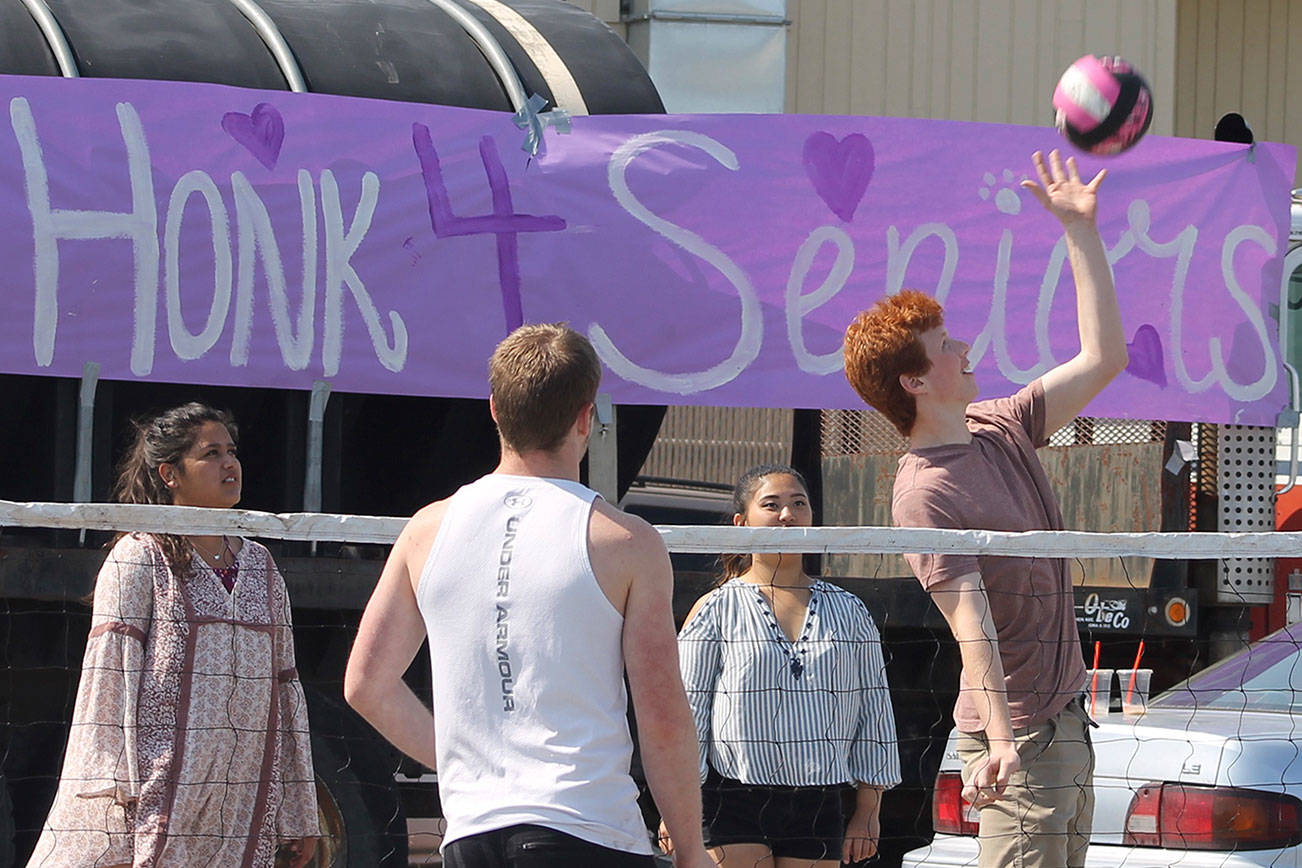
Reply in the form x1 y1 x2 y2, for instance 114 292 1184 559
3 498 1300 558
0 499 406 544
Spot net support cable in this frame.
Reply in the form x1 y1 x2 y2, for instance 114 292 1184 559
4 499 1302 558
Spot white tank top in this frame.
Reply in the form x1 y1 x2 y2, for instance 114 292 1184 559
416 474 653 854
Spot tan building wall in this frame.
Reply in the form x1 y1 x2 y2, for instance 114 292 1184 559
783 0 1298 178
1175 0 1302 177
784 0 1177 136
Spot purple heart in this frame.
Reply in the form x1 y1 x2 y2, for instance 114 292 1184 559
1226 321 1268 385
1125 324 1166 388
221 103 284 171
802 132 875 222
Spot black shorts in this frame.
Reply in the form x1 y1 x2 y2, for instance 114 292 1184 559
443 824 656 868
702 769 849 860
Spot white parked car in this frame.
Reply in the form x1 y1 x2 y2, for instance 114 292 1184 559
903 624 1302 867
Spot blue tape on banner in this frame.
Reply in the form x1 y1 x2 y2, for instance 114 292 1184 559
513 93 571 155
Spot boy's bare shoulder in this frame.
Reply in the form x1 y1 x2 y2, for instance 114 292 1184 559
399 498 452 547
589 498 666 557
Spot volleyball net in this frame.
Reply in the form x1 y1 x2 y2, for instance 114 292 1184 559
1 499 1298 867
10 497 1302 555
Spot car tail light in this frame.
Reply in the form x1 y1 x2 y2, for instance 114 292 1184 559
932 771 979 836
1124 782 1302 850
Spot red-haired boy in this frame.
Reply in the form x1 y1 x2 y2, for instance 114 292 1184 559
843 150 1126 868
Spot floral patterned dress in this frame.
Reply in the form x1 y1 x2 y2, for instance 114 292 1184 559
28 534 318 868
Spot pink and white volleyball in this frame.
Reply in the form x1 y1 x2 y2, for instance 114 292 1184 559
1052 54 1153 155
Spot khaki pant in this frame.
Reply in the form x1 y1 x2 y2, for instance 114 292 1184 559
956 697 1095 868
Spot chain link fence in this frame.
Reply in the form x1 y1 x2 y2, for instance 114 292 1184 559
821 409 1167 456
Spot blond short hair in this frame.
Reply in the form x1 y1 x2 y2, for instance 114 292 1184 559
489 323 602 453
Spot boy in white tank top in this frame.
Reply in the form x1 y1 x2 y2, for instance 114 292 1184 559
345 324 712 868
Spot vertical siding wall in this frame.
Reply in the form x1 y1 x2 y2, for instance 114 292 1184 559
785 0 1176 136
640 407 793 487
1176 0 1302 178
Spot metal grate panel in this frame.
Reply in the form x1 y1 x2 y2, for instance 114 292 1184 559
1217 425 1276 604
821 408 906 456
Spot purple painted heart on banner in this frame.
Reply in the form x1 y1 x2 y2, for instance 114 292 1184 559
221 103 284 170
1227 321 1269 385
802 131 875 222
1125 324 1167 387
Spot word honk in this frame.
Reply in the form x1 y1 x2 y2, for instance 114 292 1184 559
9 97 407 377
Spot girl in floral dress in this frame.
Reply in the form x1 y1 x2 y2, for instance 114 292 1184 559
29 403 318 868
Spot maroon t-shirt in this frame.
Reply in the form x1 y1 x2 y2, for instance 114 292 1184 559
892 381 1086 731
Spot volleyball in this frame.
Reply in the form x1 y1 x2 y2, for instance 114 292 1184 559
1052 54 1153 155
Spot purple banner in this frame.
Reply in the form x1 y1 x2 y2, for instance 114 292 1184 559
0 74 1293 424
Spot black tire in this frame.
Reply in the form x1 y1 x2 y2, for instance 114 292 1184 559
308 732 383 867
304 690 408 867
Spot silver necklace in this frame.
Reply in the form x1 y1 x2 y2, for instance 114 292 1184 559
191 534 234 567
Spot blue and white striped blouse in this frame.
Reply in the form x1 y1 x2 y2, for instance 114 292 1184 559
678 579 902 789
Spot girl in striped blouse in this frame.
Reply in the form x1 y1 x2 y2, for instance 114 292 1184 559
669 464 900 867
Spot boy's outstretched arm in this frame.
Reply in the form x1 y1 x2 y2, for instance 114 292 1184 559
1024 149 1128 433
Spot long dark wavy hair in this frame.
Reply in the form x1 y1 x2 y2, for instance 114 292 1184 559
717 463 809 585
112 402 238 577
